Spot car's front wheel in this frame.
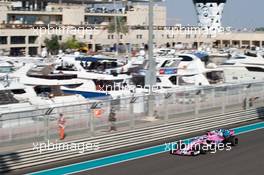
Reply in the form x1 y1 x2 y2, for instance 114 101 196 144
225 136 238 146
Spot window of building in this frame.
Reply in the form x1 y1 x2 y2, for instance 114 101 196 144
11 36 26 44
136 34 142 39
108 35 114 39
58 36 62 40
28 47 38 56
28 36 38 44
90 35 93 40
186 34 191 39
0 36 7 44
120 35 123 39
10 47 25 56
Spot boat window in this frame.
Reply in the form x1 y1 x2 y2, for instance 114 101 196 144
178 56 193 61
161 60 180 68
246 67 264 72
0 67 13 73
63 83 83 89
235 56 246 59
0 90 19 105
169 76 177 85
34 85 62 97
11 89 26 94
34 86 51 96
206 71 224 84
245 52 257 57
57 64 77 71
178 75 196 85
221 63 235 65
161 60 171 67
156 77 162 83
83 61 119 71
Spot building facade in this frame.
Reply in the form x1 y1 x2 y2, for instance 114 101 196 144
0 0 264 56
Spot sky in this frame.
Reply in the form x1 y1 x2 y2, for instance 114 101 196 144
165 0 264 28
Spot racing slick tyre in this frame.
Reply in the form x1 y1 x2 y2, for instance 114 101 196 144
199 144 207 154
232 137 239 146
225 136 238 146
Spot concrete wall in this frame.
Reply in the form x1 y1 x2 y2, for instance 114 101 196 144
0 1 10 24
127 4 166 26
62 6 85 25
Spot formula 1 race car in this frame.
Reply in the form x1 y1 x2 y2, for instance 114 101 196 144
170 129 238 156
206 129 238 146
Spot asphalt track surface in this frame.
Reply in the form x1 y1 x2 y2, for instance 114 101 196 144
7 121 264 175
78 129 264 175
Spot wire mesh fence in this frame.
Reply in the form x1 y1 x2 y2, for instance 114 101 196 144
1 81 264 146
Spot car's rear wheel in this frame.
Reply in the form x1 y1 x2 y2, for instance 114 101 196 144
199 144 207 154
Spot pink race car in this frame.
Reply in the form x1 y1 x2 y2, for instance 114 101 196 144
170 129 238 156
206 129 238 146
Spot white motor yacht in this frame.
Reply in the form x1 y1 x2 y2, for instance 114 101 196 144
221 52 264 83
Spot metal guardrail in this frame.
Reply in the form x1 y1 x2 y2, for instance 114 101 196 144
0 108 263 172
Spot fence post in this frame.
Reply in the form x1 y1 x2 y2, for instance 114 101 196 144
129 97 135 129
222 89 227 114
147 94 155 117
195 92 200 118
90 110 95 136
164 94 169 122
44 115 49 142
212 88 215 108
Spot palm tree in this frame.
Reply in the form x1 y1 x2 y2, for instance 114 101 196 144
107 16 129 54
44 35 60 55
63 37 80 49
107 16 129 34
61 37 87 52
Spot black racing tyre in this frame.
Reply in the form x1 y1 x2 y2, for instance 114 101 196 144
226 136 238 146
234 137 239 146
199 144 207 154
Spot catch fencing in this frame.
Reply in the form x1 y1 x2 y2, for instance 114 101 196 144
0 81 264 146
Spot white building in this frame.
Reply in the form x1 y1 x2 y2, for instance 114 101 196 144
1 0 264 56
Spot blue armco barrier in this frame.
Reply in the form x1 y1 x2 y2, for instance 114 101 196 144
30 121 264 175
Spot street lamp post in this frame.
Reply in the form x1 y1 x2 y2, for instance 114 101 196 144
113 0 119 56
145 0 157 117
145 0 156 91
